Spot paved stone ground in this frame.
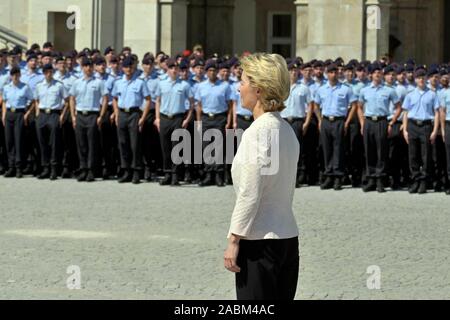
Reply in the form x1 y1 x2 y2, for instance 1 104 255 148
1 176 450 299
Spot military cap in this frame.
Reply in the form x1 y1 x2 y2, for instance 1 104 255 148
10 66 21 75
326 64 338 72
414 68 427 78
368 63 382 74
104 46 114 55
80 57 93 67
405 64 415 73
179 60 189 70
427 67 439 77
205 59 218 71
94 56 106 65
26 54 38 62
142 56 154 65
166 58 178 68
193 59 205 68
43 42 53 49
383 64 396 74
300 62 312 70
343 63 354 71
42 63 54 72
287 61 298 70
122 56 134 67
395 65 405 74
312 60 324 68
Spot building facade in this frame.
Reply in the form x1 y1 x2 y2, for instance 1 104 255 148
0 0 448 64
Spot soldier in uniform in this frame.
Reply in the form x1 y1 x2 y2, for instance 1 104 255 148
358 63 401 192
1 66 34 178
195 60 233 187
69 58 109 182
94 56 117 179
34 64 69 180
281 60 313 188
154 58 194 186
440 71 450 195
402 68 441 194
111 57 151 184
314 64 358 190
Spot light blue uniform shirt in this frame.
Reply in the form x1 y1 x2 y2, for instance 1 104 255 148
111 76 150 109
309 78 326 101
281 82 312 118
231 82 252 117
3 81 34 109
21 70 44 93
140 72 159 109
314 81 357 117
402 87 440 120
95 72 116 105
359 83 399 117
195 79 232 114
352 78 369 99
155 78 193 115
439 88 450 121
35 79 68 110
54 71 77 93
69 76 108 111
0 74 11 95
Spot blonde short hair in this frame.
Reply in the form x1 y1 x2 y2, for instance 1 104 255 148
240 53 290 112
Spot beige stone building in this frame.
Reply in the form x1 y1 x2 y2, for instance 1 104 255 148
0 0 448 64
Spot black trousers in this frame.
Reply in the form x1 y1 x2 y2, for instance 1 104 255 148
408 121 433 182
304 114 320 184
62 112 79 172
444 122 450 183
284 118 305 179
75 113 99 170
24 112 41 170
142 109 162 173
201 113 227 174
432 134 447 185
159 114 184 174
236 237 299 300
117 110 142 170
36 112 63 168
0 111 8 170
346 116 364 181
100 106 118 173
320 118 346 177
363 118 388 179
4 110 25 169
388 122 409 184
236 115 253 131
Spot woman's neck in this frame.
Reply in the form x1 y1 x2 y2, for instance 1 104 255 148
252 102 266 120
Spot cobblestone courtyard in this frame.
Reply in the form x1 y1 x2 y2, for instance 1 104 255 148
0 177 450 299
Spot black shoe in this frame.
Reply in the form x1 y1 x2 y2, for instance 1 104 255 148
418 181 427 194
61 167 72 179
171 173 180 186
38 167 50 179
77 170 87 182
4 168 15 178
363 179 377 193
160 173 172 185
86 170 95 182
320 177 334 190
342 175 351 186
184 170 192 184
50 169 58 180
144 168 152 182
224 171 233 185
435 181 443 193
376 179 386 193
22 165 33 175
409 182 420 194
351 177 362 188
102 168 111 180
199 173 213 187
118 170 132 183
132 170 141 184
16 169 23 178
298 174 306 185
391 179 401 191
0 167 5 175
215 173 225 187
445 188 450 195
333 177 343 191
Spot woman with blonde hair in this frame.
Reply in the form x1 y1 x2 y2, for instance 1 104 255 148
224 53 300 300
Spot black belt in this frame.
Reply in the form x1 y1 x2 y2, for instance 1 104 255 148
283 116 304 123
7 108 26 113
160 112 185 120
365 116 388 122
77 110 100 116
410 119 432 126
39 108 62 115
323 116 345 122
202 111 227 119
237 114 253 121
119 107 141 113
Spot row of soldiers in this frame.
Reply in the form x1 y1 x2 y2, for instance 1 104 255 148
0 44 450 194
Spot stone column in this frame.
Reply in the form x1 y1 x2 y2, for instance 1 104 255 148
123 0 159 59
294 0 309 59
365 0 392 61
159 0 188 55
